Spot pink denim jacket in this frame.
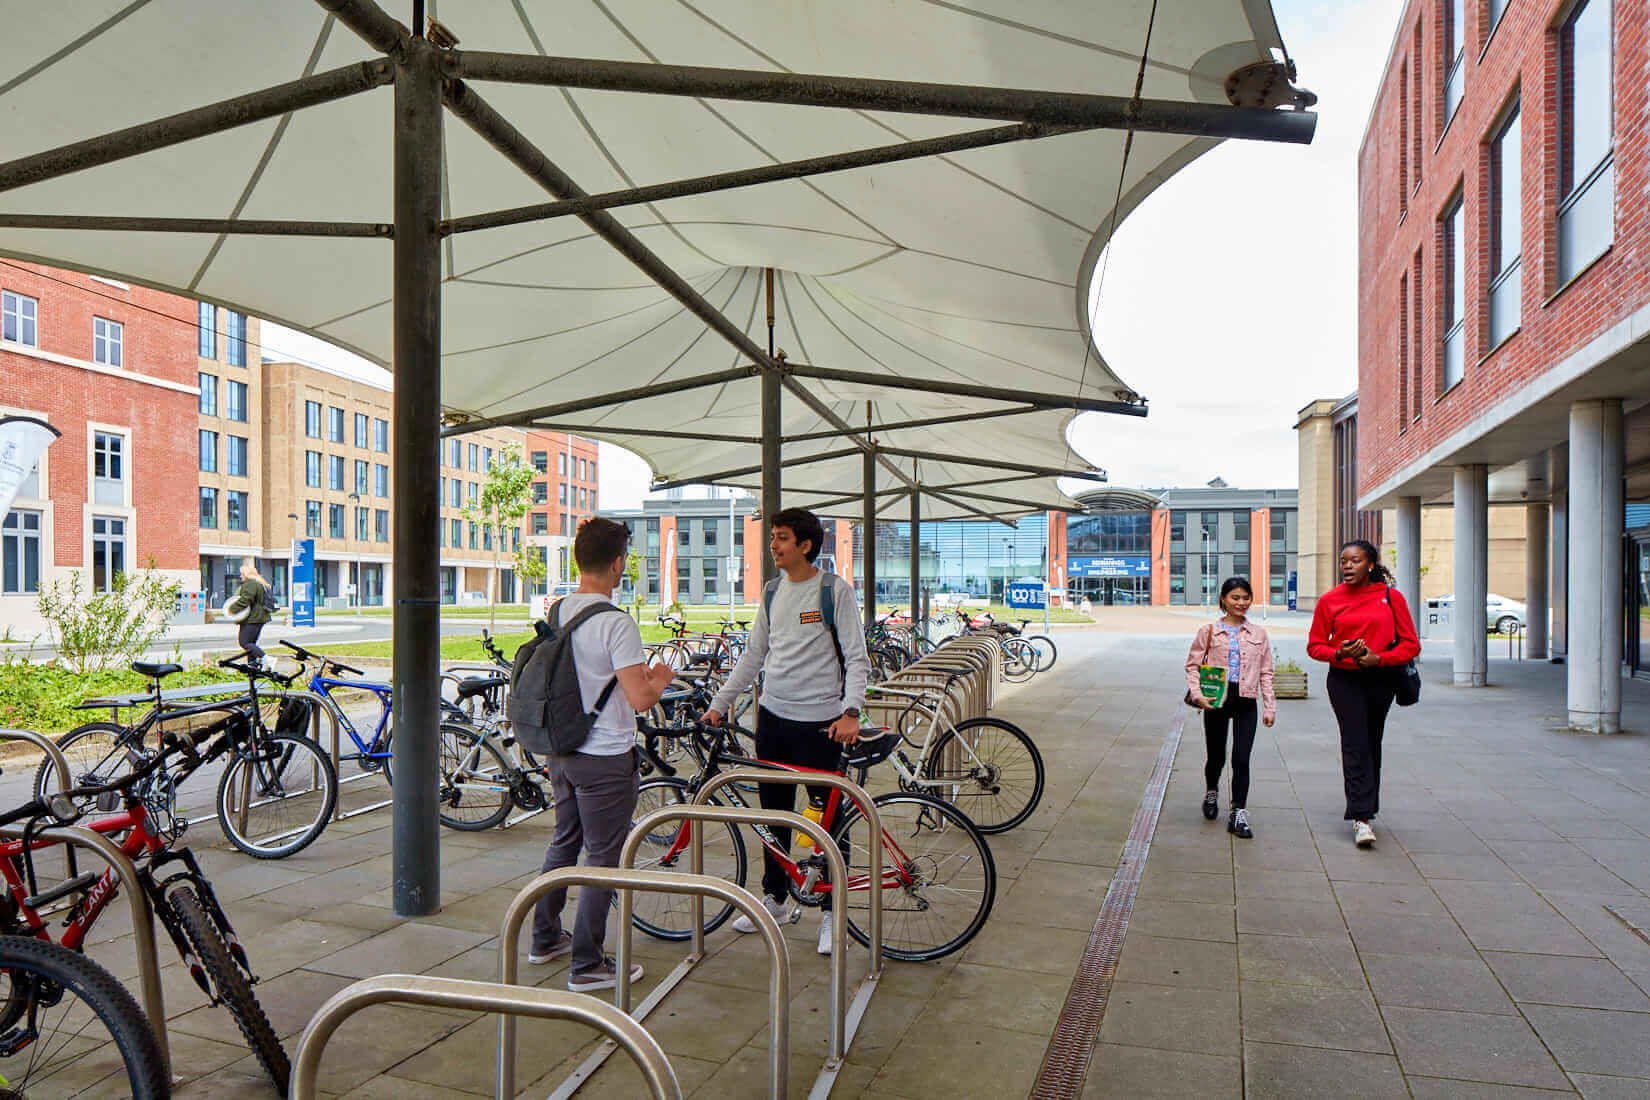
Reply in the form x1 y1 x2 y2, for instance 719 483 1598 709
1184 618 1276 723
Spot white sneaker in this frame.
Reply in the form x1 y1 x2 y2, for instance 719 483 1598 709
817 912 834 956
731 895 797 933
1353 820 1377 848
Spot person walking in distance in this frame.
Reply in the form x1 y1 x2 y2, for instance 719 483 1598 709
530 519 676 991
225 562 274 663
1186 577 1275 838
702 507 872 955
1307 540 1421 849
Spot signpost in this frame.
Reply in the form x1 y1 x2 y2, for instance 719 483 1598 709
1287 569 1298 613
291 538 316 627
1006 579 1050 633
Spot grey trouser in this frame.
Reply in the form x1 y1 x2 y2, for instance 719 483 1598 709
532 749 639 976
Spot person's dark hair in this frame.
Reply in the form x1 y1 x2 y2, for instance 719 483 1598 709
770 507 825 563
1339 539 1393 585
1218 576 1253 611
574 516 630 572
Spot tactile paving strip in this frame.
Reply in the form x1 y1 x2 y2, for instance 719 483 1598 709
1029 707 1187 1099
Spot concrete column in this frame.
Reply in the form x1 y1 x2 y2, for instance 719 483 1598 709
1453 465 1489 686
1550 482 1568 660
1395 496 1422 632
1525 502 1549 658
1567 399 1623 732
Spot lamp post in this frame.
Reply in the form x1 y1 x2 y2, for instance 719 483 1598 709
1001 537 1012 605
1200 525 1214 608
287 511 299 622
348 492 362 616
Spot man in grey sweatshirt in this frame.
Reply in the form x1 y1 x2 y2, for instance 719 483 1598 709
703 507 871 955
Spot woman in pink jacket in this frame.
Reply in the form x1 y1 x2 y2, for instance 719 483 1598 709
1184 577 1276 838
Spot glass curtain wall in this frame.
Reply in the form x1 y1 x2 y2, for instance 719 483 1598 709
851 515 1048 602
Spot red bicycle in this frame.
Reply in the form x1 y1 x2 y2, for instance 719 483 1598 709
1 707 289 1091
629 720 997 961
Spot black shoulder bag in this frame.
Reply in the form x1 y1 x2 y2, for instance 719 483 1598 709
1386 585 1421 707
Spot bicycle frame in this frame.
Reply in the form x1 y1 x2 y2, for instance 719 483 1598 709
304 671 392 768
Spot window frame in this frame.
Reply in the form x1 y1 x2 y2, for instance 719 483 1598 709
328 455 345 492
305 401 321 438
198 372 217 415
2 290 39 347
1440 190 1467 392
226 490 248 532
327 407 345 444
1487 101 1523 348
328 503 345 540
90 516 126 594
227 435 248 478
3 510 43 594
1556 0 1615 286
373 418 389 453
92 317 123 367
354 413 369 449
198 302 217 358
198 429 218 473
225 311 247 367
225 379 248 423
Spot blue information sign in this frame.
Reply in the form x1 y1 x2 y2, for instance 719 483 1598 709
1067 555 1151 579
1006 581 1046 609
1286 569 1298 612
291 538 316 627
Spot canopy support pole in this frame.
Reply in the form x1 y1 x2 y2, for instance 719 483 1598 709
785 363 1147 416
761 369 781 587
872 444 1107 482
863 444 877 631
0 214 392 237
910 482 922 628
389 35 444 918
784 405 1042 444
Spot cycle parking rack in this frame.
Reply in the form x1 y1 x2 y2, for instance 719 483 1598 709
439 661 553 830
499 864 788 1099
291 973 681 1100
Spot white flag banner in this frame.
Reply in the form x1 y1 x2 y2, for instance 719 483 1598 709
0 416 59 520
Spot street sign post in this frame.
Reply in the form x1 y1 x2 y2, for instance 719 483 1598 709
1287 570 1298 612
291 538 316 627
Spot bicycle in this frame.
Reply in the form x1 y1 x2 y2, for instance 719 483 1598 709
278 641 396 781
630 719 996 962
36 655 337 859
428 637 554 831
7 708 292 1090
1005 618 1059 671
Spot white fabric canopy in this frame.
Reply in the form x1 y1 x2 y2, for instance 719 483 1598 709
0 0 1299 521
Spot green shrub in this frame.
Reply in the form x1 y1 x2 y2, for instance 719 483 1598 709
0 659 237 734
35 566 181 676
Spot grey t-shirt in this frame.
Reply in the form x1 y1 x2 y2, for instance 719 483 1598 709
709 571 870 723
555 593 646 756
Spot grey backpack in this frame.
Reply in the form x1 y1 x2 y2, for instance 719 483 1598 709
506 600 626 756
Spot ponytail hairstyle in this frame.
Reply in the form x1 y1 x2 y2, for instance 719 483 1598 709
1339 539 1392 585
240 561 271 588
1218 576 1253 612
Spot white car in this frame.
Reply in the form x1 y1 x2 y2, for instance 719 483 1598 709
1435 593 1527 634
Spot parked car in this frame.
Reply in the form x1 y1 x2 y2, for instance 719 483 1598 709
1434 593 1527 634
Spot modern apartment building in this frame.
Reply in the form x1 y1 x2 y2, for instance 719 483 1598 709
522 428 600 591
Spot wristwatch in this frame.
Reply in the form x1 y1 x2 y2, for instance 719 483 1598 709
842 707 860 719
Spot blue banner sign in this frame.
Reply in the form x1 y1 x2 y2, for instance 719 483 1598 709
1067 555 1150 579
1287 569 1298 612
291 539 316 627
1006 581 1046 609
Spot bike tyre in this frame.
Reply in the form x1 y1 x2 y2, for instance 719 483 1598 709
628 777 747 941
215 732 338 859
999 636 1038 682
166 883 289 1093
1026 633 1058 671
31 720 147 806
920 716 1046 834
437 721 513 831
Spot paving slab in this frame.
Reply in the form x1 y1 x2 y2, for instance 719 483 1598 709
1241 1041 1408 1099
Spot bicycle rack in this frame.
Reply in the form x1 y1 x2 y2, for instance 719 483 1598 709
279 685 393 824
498 864 788 1100
438 661 553 830
291 973 681 1100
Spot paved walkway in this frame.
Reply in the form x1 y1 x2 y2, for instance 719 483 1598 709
45 624 1650 1097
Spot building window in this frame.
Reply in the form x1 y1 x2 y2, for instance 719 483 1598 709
483 526 493 551
92 317 122 367
2 291 38 347
227 490 247 531
90 516 125 593
374 463 389 497
198 372 217 415
1411 23 1423 185
532 482 547 505
1411 250 1424 420
1443 0 1465 127
328 503 345 539
1398 272 1410 431
1441 193 1465 391
329 455 345 491
3 510 42 594
1558 0 1614 285
531 512 547 535
579 488 588 509
558 453 567 476
354 413 368 449
468 443 479 472
451 518 462 547
355 459 369 496
305 500 322 538
531 451 547 473
560 514 570 537
92 431 124 506
375 510 389 542
1398 59 1409 211
483 446 493 472
356 507 370 541
305 401 321 438
198 302 216 358
305 451 321 488
1488 104 1522 348
1487 0 1511 41
373 418 389 453
467 482 478 506
448 438 461 467
327 407 345 443
225 311 247 366
227 435 248 478
469 522 478 550
450 480 461 508
225 379 248 423
558 483 568 505
198 430 217 473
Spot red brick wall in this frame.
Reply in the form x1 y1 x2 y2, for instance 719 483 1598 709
1150 508 1170 605
1357 0 1650 498
1045 511 1067 595
1251 508 1272 605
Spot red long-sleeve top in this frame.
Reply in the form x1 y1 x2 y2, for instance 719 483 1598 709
1307 583 1422 669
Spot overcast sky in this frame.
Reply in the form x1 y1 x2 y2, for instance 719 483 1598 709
265 0 1402 512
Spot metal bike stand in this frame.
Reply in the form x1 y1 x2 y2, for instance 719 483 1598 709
498 865 788 1100
0 728 84 882
438 663 554 831
0 820 172 1075
288 685 394 824
692 771 886 1098
291 973 681 1100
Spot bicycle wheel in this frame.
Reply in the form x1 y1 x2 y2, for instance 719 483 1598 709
165 883 288 1092
920 716 1046 834
628 777 747 941
216 732 338 859
833 791 995 962
0 934 170 1098
1000 637 1038 682
437 722 513 831
31 722 147 808
1026 633 1058 671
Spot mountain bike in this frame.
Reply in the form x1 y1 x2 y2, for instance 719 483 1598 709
5 708 291 1090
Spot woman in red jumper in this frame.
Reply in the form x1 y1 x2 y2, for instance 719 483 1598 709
1307 540 1421 849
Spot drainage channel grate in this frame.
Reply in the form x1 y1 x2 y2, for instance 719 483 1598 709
1028 706 1187 1100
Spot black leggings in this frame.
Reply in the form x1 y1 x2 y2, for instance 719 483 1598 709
1203 694 1258 808
753 707 847 909
237 621 266 661
1325 666 1398 820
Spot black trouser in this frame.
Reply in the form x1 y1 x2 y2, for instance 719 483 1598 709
754 706 845 909
1203 693 1258 808
1326 666 1398 821
237 621 266 661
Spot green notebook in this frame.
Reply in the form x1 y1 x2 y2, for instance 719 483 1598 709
1198 664 1229 708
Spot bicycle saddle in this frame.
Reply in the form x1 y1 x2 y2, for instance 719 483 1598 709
131 661 183 680
842 729 898 770
455 675 507 700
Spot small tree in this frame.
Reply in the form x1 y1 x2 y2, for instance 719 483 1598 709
624 550 644 618
464 442 537 634
36 562 181 675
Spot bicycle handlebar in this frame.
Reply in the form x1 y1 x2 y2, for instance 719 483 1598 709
218 651 299 686
279 639 363 677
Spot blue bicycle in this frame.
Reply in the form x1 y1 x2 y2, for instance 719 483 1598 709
280 641 397 782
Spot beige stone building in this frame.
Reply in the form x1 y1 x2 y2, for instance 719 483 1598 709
195 306 267 602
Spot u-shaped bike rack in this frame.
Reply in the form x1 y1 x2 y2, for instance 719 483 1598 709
290 973 681 1100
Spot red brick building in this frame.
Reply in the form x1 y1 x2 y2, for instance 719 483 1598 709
522 428 600 590
1 262 199 637
1356 0 1646 729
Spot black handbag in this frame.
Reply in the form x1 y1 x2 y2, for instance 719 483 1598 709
1386 585 1421 707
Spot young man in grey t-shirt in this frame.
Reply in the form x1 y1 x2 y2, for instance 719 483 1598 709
531 518 676 991
703 507 871 955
